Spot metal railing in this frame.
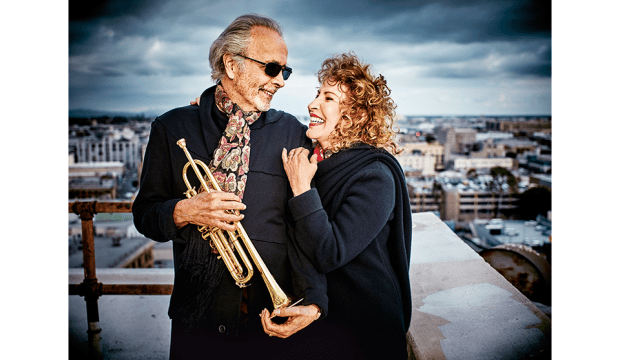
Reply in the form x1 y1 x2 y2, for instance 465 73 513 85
69 201 172 359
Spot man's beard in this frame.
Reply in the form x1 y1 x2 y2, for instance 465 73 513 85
232 73 272 112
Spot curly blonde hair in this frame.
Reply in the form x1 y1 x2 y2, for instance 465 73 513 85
317 53 401 155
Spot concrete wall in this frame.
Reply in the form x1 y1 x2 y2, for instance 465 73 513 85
406 212 551 360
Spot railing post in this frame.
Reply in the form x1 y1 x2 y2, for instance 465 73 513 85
72 201 103 360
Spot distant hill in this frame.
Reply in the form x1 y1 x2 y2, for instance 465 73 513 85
69 109 161 118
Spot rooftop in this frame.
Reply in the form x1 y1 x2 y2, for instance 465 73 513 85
68 209 551 359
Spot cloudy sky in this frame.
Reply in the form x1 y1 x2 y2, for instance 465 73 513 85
68 0 551 117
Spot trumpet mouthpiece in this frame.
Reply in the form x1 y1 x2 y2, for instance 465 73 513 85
177 138 186 148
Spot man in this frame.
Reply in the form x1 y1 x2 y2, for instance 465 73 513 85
133 14 325 359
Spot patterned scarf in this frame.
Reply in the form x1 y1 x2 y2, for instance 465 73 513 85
177 84 261 327
207 84 261 198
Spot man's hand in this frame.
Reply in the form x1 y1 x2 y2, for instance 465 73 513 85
260 305 321 339
173 191 245 231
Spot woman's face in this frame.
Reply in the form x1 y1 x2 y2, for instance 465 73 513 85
306 81 347 150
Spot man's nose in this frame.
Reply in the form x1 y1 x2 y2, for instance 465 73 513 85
272 70 285 88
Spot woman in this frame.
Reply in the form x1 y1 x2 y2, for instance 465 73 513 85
262 53 413 359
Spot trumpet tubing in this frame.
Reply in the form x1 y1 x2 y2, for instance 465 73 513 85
176 138 295 310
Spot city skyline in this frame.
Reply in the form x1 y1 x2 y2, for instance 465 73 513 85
69 0 551 117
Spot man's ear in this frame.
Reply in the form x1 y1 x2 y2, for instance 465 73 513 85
223 53 237 80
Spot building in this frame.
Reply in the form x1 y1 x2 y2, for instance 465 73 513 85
435 127 477 157
441 188 519 223
475 131 514 142
69 161 124 178
396 142 445 171
69 162 125 199
530 174 552 189
396 154 436 176
470 138 506 159
524 155 552 174
496 138 539 156
409 191 442 214
69 126 144 170
485 117 551 136
450 157 516 172
69 120 152 199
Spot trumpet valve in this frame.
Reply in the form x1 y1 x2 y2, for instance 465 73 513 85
184 187 198 198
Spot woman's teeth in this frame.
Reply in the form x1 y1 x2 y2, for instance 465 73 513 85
310 117 324 124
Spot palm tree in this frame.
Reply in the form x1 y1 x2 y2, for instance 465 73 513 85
489 167 517 218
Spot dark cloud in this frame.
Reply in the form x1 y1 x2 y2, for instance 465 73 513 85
275 0 550 43
417 39 551 80
69 0 169 53
69 0 165 21
67 0 551 115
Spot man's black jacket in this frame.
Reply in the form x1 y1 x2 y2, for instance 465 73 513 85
132 85 327 336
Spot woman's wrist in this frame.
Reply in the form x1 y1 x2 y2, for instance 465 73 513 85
292 185 311 197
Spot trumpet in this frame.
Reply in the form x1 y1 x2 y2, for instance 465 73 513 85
176 138 299 311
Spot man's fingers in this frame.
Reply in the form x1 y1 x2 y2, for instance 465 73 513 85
272 307 304 317
208 191 243 203
194 191 246 211
260 306 319 339
272 305 319 318
216 221 237 232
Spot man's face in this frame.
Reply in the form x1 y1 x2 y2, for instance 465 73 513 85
230 27 288 112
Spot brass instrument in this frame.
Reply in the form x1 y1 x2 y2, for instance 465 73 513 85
176 138 299 311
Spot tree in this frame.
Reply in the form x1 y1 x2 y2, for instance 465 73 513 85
515 186 551 220
489 166 517 218
490 166 517 191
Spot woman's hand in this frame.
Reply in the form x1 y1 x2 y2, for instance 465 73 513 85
190 96 200 106
260 305 321 339
281 148 317 197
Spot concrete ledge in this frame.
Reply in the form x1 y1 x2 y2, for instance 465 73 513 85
406 212 551 360
70 295 171 360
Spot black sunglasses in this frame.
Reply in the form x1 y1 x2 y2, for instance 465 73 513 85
234 54 292 80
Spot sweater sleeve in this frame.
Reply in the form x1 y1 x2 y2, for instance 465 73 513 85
288 164 396 273
283 122 328 315
132 120 184 243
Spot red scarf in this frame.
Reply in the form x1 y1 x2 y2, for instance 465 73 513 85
313 145 324 162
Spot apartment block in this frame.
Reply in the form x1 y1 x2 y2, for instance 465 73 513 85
451 157 516 172
441 189 519 222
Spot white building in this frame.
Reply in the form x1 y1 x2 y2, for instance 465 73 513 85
69 127 142 169
451 157 515 172
396 154 436 176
